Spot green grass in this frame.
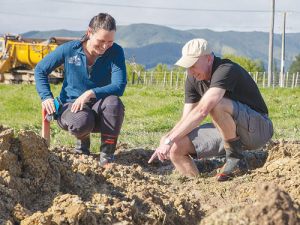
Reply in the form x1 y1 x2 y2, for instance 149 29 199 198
262 88 300 139
0 84 299 152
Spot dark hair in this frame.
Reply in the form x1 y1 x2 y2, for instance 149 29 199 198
82 13 116 39
89 13 116 33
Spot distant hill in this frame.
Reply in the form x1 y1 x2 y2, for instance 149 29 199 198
115 23 195 48
22 29 85 39
21 24 300 70
124 42 183 68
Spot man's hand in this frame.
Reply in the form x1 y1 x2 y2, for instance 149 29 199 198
71 90 95 113
148 137 172 163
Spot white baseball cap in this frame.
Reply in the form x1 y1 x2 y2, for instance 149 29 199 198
175 38 212 68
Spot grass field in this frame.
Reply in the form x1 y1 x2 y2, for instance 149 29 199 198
0 83 299 152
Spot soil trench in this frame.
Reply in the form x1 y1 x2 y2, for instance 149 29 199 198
0 124 300 225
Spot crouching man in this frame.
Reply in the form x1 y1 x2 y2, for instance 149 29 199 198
148 38 273 181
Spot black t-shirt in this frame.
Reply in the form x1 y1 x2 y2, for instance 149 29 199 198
185 56 268 114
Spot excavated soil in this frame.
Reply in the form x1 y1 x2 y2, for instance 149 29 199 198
0 123 300 225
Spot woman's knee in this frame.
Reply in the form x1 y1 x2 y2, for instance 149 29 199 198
65 107 95 137
104 95 123 105
102 96 125 116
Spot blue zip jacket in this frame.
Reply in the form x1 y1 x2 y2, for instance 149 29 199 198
34 40 127 103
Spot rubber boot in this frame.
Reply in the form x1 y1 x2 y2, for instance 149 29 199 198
100 135 118 168
74 135 91 156
216 137 248 181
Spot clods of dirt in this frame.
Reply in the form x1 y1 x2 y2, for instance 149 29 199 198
0 124 299 225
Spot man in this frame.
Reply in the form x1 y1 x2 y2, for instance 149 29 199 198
148 38 273 181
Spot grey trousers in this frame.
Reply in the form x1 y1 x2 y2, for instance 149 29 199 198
57 95 125 138
187 100 273 159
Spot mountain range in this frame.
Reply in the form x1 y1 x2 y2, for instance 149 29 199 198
20 23 300 70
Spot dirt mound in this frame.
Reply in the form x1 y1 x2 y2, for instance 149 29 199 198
0 124 300 225
200 183 300 225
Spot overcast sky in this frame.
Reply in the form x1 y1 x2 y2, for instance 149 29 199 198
0 0 299 35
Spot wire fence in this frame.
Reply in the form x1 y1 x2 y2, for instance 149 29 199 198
129 71 187 88
129 71 300 89
248 71 299 89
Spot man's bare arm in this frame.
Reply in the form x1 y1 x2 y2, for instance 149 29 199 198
165 103 198 137
167 87 226 143
148 87 225 164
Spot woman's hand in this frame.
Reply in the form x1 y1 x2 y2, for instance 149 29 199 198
42 98 56 115
71 90 95 113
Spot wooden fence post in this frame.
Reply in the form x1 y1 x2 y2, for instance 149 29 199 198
132 72 135 84
295 72 299 88
279 72 282 87
292 73 295 89
137 71 141 84
286 72 289 88
273 72 275 90
255 72 258 84
176 72 179 88
151 71 153 85
163 71 166 87
170 71 173 87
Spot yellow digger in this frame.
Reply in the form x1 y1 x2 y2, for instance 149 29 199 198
0 33 79 84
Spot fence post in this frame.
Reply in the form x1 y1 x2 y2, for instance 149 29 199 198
176 72 179 88
263 72 265 88
163 71 166 87
151 71 153 85
292 73 295 89
295 72 299 88
170 71 173 87
137 71 141 85
285 72 289 88
255 72 258 84
144 71 147 85
279 72 282 87
132 72 135 84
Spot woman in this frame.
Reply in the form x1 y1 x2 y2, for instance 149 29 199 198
35 13 127 168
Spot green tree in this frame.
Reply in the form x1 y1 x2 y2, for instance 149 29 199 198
289 53 300 74
222 54 265 72
152 63 169 73
172 66 186 73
